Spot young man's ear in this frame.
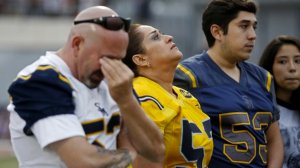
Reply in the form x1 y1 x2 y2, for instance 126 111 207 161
210 24 224 41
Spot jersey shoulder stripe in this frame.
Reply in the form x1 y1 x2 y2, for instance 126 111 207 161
16 64 71 87
176 64 198 88
8 64 74 135
139 96 164 110
176 53 273 92
241 61 274 93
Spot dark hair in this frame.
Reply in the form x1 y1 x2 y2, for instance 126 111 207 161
291 88 300 110
122 24 145 77
259 35 300 110
202 0 257 47
259 35 300 74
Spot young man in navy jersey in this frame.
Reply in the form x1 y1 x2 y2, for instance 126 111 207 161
174 0 283 167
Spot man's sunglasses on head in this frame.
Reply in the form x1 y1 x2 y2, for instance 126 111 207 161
74 16 131 32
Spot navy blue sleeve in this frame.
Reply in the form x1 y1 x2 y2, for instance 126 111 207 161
8 66 75 135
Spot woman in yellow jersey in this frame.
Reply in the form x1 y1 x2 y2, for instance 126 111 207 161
123 24 213 168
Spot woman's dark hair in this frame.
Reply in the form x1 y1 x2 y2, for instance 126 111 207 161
202 0 257 47
122 24 145 77
259 35 300 109
259 35 300 74
291 88 300 109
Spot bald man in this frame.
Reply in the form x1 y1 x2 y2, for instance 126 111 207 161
7 6 164 168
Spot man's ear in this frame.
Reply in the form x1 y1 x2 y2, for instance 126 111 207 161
210 24 223 41
72 36 84 57
132 54 150 67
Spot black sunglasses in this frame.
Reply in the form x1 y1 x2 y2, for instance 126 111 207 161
74 16 131 32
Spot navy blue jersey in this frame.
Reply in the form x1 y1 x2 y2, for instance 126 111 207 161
174 52 279 168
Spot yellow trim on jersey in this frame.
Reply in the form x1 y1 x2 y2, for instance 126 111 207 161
15 65 71 86
36 65 55 71
81 118 105 136
18 75 32 80
266 72 272 92
177 64 197 88
58 74 71 85
37 65 71 86
81 118 104 125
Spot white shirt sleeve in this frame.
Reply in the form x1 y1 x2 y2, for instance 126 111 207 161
31 114 85 148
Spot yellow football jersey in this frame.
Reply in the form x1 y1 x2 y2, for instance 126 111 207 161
133 77 213 168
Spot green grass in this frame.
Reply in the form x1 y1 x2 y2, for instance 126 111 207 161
0 156 18 168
